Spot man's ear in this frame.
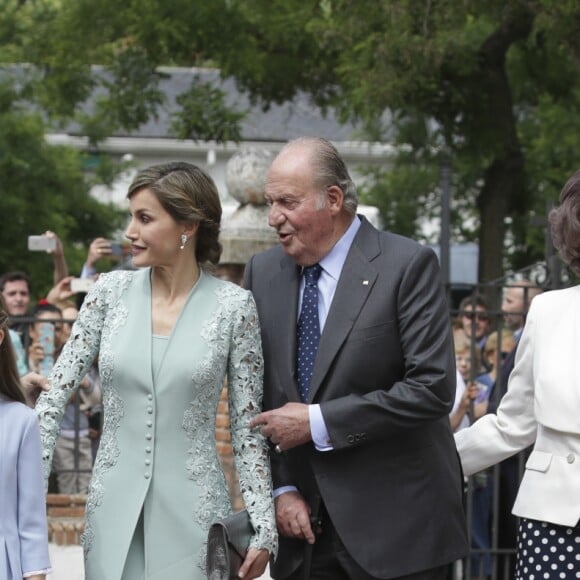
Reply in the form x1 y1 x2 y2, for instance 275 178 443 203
0 328 5 346
327 185 344 215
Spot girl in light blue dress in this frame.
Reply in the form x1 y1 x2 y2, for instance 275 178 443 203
0 302 51 580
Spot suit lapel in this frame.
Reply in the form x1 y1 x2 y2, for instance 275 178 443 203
269 256 302 402
308 219 380 402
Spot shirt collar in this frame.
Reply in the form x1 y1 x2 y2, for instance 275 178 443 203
319 216 361 281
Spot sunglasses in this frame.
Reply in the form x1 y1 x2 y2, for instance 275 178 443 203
485 350 510 360
463 312 489 322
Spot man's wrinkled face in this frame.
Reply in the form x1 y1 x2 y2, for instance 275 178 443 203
265 148 337 266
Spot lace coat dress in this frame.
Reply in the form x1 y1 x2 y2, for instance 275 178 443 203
36 269 277 579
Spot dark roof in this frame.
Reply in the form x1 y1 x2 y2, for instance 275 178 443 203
5 64 381 143
102 67 361 142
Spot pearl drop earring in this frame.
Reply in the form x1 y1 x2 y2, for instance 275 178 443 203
180 234 188 250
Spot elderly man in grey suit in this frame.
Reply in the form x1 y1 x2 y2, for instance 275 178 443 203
245 137 468 580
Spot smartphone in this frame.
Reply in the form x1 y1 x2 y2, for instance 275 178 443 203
109 241 124 257
28 235 57 252
37 322 55 377
70 278 95 293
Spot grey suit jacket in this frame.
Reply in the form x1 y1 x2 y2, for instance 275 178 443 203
244 217 468 579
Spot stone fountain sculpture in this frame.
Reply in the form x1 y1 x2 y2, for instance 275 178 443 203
218 147 278 283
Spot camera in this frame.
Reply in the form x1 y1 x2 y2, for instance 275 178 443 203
28 235 57 252
108 241 124 257
70 278 95 293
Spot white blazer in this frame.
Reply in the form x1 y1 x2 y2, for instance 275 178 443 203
455 286 580 527
0 396 51 578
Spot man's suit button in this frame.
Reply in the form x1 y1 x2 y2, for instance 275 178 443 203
567 453 575 464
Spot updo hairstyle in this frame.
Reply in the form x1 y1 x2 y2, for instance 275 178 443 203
127 162 222 265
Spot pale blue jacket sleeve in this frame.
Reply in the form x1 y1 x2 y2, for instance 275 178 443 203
18 412 52 576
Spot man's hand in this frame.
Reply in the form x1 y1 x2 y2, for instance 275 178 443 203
86 237 113 268
250 402 311 451
275 491 315 544
21 372 50 407
46 276 76 306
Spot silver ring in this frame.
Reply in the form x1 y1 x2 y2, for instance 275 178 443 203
274 444 282 454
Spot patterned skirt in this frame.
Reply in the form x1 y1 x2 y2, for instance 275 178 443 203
515 517 580 579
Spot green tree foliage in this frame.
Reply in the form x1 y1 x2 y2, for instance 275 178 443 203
171 78 245 142
0 80 125 298
223 0 580 282
4 0 580 282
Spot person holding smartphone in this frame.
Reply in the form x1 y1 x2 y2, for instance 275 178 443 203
26 302 61 376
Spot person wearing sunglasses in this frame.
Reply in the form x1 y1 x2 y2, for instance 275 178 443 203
457 294 492 352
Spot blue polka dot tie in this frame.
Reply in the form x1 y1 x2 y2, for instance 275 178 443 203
296 264 322 402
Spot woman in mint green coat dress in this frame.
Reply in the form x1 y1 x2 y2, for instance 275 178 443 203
36 162 277 580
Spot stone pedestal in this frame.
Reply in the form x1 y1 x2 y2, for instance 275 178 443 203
218 147 277 284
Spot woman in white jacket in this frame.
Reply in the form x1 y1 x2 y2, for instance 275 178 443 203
0 301 51 580
455 170 580 579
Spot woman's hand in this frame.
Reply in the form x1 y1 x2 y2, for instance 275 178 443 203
20 372 50 406
28 341 46 372
238 547 269 579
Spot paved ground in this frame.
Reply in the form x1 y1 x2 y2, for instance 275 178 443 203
48 545 84 580
47 543 272 579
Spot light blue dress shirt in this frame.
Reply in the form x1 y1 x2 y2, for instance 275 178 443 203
274 217 360 499
306 216 361 451
274 217 361 498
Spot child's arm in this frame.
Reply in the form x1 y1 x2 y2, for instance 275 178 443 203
18 411 52 577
